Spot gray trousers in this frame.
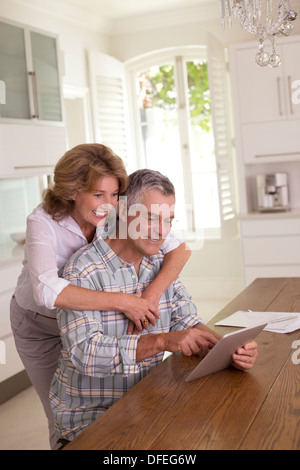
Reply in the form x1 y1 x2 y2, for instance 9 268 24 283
10 296 61 450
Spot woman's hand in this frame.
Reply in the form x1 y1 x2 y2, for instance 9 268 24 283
123 292 160 334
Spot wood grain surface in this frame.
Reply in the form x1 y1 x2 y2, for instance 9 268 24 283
64 278 300 450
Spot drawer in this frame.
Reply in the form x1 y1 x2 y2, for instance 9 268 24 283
0 334 24 382
244 265 300 286
242 236 300 265
0 291 13 337
242 120 300 164
240 218 300 237
0 262 22 293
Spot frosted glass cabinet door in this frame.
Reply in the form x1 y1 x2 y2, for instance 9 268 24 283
0 21 31 119
30 31 62 121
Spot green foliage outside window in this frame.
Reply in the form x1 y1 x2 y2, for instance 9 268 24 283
138 61 211 132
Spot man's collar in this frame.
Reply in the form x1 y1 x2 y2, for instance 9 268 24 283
92 235 124 274
92 232 161 275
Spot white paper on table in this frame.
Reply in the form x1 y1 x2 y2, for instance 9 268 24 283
214 311 300 333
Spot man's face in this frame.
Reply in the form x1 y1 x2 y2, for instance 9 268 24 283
127 189 175 257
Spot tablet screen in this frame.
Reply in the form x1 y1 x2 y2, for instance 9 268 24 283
185 322 267 382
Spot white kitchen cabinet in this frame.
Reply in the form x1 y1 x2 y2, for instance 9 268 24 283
0 123 66 176
230 36 300 287
0 19 67 177
0 257 24 383
0 19 63 122
240 213 300 286
230 36 300 164
232 40 300 125
0 335 24 382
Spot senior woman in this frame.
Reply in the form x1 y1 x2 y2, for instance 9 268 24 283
10 143 190 449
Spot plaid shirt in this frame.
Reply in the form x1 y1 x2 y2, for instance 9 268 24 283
50 235 202 441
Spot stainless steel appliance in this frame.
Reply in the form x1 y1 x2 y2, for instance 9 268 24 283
256 173 290 212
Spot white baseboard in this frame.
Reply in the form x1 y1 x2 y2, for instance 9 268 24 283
181 276 244 300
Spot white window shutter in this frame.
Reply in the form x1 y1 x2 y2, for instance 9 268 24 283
207 33 238 239
88 51 130 167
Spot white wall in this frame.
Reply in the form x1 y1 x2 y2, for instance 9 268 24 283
110 5 300 62
110 20 250 63
181 237 244 301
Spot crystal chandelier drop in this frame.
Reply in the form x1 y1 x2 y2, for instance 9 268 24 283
220 0 298 67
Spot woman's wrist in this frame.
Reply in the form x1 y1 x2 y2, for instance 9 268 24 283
108 292 130 311
143 283 163 303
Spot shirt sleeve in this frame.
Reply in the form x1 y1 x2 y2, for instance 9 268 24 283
169 278 203 331
160 232 183 254
25 212 70 309
59 258 141 378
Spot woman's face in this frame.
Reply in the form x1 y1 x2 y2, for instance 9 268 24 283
71 175 119 229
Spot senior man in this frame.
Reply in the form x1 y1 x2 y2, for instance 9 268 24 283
50 169 258 445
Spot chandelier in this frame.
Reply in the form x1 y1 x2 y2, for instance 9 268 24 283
220 0 298 67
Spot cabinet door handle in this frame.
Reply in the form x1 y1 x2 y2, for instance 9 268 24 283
288 75 294 115
255 151 300 158
277 77 283 116
28 71 40 119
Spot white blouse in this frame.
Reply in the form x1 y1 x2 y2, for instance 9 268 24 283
14 204 182 318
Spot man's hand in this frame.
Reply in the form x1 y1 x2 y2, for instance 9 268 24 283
135 323 258 369
162 327 218 358
194 324 258 371
135 326 218 363
231 341 258 371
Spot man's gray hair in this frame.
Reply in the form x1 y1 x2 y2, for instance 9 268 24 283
124 169 175 206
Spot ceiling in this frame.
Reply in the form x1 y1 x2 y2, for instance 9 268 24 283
49 0 211 19
19 0 219 34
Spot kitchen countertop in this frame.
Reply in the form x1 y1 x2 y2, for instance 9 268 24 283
0 242 25 267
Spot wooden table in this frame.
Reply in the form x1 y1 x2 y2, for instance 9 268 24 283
64 278 300 450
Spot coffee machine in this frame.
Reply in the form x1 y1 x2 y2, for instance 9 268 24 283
256 173 290 212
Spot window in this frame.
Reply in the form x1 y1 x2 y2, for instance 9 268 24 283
128 47 223 240
88 43 237 242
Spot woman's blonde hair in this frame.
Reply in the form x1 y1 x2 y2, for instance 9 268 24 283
43 143 128 220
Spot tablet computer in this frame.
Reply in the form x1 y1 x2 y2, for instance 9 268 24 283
185 323 267 382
